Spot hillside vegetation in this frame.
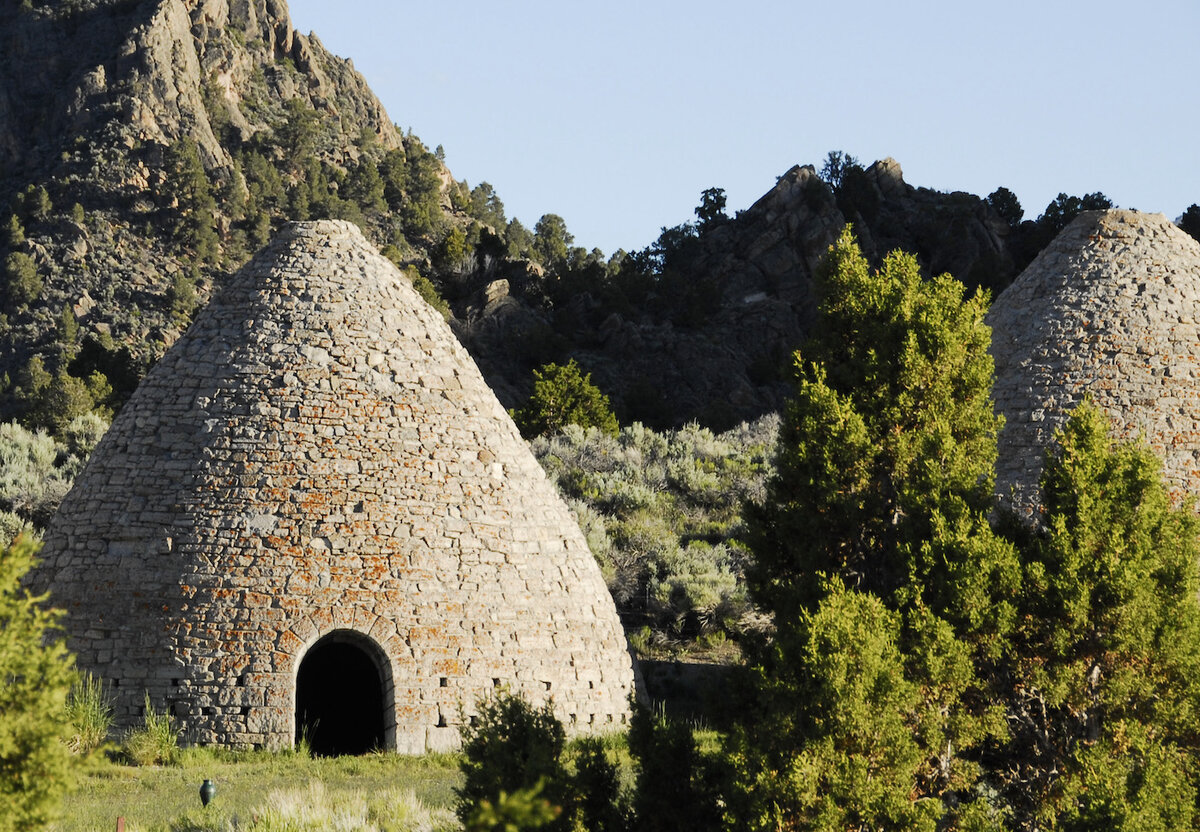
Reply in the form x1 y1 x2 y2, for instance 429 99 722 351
5 1 1197 444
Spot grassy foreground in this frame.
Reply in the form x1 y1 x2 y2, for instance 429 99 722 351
56 748 462 832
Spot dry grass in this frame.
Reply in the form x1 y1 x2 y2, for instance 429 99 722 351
52 747 461 832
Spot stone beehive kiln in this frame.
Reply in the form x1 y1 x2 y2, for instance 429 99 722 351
36 220 635 753
989 209 1200 513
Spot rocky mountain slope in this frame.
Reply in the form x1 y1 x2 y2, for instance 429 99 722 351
0 0 423 425
462 157 1020 428
0 0 1116 435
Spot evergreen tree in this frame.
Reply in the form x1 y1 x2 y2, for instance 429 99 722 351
19 184 52 224
4 251 42 307
15 356 107 438
987 186 1024 227
725 586 943 831
730 227 1019 829
275 97 320 164
505 218 536 260
1178 204 1200 243
1037 192 1113 236
436 226 470 273
165 272 198 327
1002 402 1200 830
694 187 728 233
3 214 24 248
512 360 618 439
220 161 248 223
55 305 79 358
818 150 860 191
469 182 507 230
399 138 445 237
345 157 386 214
628 702 721 831
0 537 75 832
240 149 286 245
456 693 571 832
164 138 219 264
533 214 573 268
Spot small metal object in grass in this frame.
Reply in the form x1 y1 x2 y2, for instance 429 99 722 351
200 779 216 808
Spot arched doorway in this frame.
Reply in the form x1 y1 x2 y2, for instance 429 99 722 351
295 631 390 755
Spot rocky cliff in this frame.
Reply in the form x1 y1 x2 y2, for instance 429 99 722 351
1 0 397 179
0 0 1042 433
456 158 1020 428
0 0 422 421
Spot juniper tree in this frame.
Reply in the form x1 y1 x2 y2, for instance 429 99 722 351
729 227 1019 829
164 138 218 264
512 360 617 439
4 251 42 307
456 693 571 832
0 537 75 832
1003 402 1200 831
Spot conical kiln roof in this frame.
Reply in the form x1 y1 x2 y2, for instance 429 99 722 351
37 220 635 752
989 209 1200 514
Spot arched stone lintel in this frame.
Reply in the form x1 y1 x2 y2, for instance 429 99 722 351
285 614 400 750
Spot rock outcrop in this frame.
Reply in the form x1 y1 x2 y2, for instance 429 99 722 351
34 220 636 752
0 0 1054 434
0 0 398 180
457 159 1022 428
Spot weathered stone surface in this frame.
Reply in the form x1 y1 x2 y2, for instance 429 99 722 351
35 220 635 751
990 209 1200 513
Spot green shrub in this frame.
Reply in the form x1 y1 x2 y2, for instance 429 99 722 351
65 672 113 755
647 541 747 636
0 509 33 548
512 360 618 439
464 783 560 832
123 692 179 766
0 420 73 528
0 536 75 832
456 692 570 831
530 415 777 642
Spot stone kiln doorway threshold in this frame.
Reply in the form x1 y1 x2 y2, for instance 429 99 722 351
295 630 391 755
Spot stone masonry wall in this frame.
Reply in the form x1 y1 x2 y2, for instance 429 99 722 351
36 220 635 752
989 210 1200 514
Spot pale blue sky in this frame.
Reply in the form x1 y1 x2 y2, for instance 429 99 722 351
288 0 1198 257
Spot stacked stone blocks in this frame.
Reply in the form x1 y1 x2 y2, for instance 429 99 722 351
989 210 1200 512
36 220 635 752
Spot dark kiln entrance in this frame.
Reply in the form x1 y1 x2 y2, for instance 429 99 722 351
295 632 388 755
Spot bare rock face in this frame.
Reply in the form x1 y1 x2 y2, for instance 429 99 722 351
0 0 419 396
0 0 398 181
36 221 636 752
989 210 1200 513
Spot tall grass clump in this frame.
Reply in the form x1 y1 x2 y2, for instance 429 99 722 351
123 692 178 766
168 782 457 831
65 671 112 754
